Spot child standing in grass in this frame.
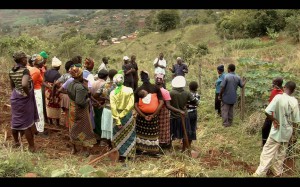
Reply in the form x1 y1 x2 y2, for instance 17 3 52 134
186 81 200 146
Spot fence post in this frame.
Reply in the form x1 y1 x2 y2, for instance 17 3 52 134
240 82 245 121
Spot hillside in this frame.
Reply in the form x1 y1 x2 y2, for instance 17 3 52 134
0 21 300 177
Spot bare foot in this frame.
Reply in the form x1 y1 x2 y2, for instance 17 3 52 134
71 147 77 155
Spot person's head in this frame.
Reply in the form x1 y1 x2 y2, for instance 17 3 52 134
171 75 186 88
65 60 74 73
13 50 28 66
98 69 109 80
159 53 164 60
189 81 199 92
138 89 148 99
123 56 129 64
52 56 62 70
31 54 45 69
176 57 182 65
84 57 94 71
108 69 118 80
102 57 108 64
272 77 283 89
39 51 48 64
140 70 150 83
284 81 296 94
113 71 124 86
71 55 82 65
155 73 164 87
69 64 83 82
27 55 34 67
228 64 235 72
217 65 224 74
131 55 136 62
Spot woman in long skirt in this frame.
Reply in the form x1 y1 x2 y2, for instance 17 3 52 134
9 51 39 152
29 54 45 134
43 56 62 125
134 71 164 157
110 71 136 161
67 64 97 156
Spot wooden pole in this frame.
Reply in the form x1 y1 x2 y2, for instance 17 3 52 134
198 61 202 95
240 81 245 121
180 114 191 155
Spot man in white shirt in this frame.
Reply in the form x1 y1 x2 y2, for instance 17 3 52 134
98 57 109 72
153 53 167 88
253 81 300 177
153 52 166 76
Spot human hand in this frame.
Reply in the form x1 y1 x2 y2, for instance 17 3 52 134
117 125 122 129
180 110 185 116
218 95 222 101
273 120 280 129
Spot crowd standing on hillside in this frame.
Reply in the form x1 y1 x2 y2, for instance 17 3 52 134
8 50 300 177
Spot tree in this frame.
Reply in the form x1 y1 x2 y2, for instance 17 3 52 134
99 28 112 40
156 10 180 32
125 11 138 34
285 14 300 43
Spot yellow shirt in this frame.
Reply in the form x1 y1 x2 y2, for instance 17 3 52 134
110 86 134 125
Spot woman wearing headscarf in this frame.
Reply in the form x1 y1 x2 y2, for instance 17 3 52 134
67 64 97 156
169 76 195 152
215 65 225 116
155 74 185 148
134 71 164 157
43 56 62 126
9 51 39 152
29 54 46 134
83 57 95 85
110 70 136 161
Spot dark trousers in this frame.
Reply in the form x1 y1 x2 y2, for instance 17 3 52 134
262 117 272 146
215 93 221 115
221 102 234 126
41 85 48 122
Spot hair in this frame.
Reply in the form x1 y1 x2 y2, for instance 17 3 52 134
285 81 296 93
28 58 34 67
102 57 108 62
189 81 199 91
108 69 118 80
71 55 82 64
65 60 74 72
98 69 109 79
138 89 146 98
228 64 236 72
273 77 283 88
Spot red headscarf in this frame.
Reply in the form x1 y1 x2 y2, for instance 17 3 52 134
84 58 94 70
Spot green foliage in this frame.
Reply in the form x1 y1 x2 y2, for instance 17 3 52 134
125 11 138 34
238 57 299 109
285 14 300 43
0 152 34 177
61 28 79 41
99 28 112 40
266 27 279 40
216 10 286 39
227 38 275 50
156 10 181 32
57 35 97 60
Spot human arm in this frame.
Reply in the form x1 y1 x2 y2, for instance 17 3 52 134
119 91 134 119
21 70 30 96
169 64 175 73
218 76 227 100
10 78 15 91
265 95 280 129
165 100 185 115
110 92 122 126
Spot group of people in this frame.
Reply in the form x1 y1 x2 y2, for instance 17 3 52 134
9 50 199 161
8 49 299 176
214 64 300 177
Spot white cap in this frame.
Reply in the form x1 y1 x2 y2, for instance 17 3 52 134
123 56 129 60
177 57 182 61
52 56 62 67
171 76 186 88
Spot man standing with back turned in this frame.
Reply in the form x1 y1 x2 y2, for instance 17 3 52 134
218 64 246 127
253 81 300 177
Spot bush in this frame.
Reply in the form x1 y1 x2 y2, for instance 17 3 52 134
227 38 275 50
156 10 181 32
